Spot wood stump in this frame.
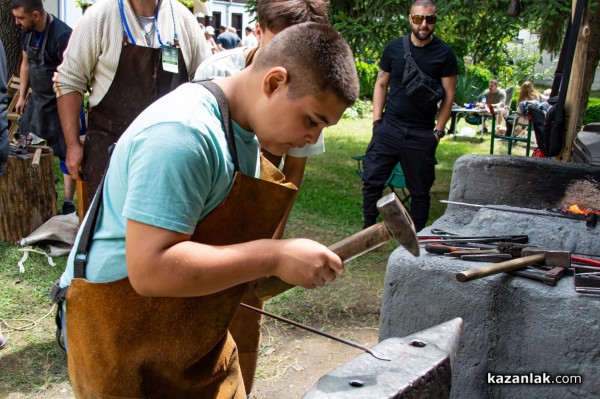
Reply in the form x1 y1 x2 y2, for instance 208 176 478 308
0 153 57 242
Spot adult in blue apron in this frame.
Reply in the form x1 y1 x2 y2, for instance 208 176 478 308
82 0 188 197
18 12 71 159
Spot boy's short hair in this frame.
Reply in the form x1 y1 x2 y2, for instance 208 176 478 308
252 22 359 105
257 0 330 34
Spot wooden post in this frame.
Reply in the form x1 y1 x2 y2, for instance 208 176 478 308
0 153 57 242
559 0 590 162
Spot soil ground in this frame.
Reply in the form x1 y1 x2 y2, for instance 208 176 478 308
251 323 379 398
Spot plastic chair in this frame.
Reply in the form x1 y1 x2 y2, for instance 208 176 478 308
352 155 411 208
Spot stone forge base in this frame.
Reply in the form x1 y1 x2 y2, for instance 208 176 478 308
379 155 600 398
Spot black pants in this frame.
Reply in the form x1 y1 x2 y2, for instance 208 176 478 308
362 118 438 232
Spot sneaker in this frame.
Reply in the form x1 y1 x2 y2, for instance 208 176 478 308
62 202 76 215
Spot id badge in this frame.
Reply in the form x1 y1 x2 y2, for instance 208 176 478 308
161 46 179 74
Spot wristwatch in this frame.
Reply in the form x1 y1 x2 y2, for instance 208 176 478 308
434 129 446 138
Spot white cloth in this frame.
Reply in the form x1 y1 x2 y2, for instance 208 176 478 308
54 0 212 107
193 48 325 158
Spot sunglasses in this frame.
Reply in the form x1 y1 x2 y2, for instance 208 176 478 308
411 14 437 25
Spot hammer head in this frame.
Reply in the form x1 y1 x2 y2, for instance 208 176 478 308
522 247 571 267
377 193 420 257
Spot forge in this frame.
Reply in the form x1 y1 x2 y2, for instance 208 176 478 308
379 154 600 398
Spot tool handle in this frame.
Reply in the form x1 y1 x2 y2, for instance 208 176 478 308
456 254 545 282
253 223 392 300
32 148 42 168
425 243 454 254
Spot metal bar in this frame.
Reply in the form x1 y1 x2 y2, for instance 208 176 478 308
240 303 391 361
440 200 585 222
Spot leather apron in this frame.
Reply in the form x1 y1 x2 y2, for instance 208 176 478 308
65 82 297 398
21 14 66 158
83 36 188 197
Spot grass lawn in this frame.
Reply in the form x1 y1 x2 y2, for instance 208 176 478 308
0 112 530 396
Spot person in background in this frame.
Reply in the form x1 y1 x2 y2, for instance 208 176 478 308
194 1 330 394
508 80 545 136
216 25 242 50
362 0 457 232
54 0 212 199
204 25 219 54
11 0 74 213
517 80 544 104
477 78 507 132
56 22 358 398
242 25 258 48
0 39 8 177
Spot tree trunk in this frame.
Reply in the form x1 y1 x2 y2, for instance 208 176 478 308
578 1 600 124
559 0 600 161
0 0 22 77
0 152 57 243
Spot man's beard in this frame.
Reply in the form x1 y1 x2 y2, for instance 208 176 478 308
411 25 435 41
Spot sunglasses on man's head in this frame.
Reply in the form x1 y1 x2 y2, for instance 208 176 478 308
411 14 437 25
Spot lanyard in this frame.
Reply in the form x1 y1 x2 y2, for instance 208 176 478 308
33 31 44 49
119 0 177 47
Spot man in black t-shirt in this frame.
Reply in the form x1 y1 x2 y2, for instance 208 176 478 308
362 0 457 231
11 0 73 213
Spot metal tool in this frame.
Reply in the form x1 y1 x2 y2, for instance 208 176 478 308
240 303 391 361
460 253 513 262
253 192 419 300
456 248 571 282
441 200 597 226
507 265 566 286
419 235 529 245
574 266 600 295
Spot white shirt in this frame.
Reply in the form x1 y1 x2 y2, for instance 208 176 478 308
243 33 258 48
54 0 212 107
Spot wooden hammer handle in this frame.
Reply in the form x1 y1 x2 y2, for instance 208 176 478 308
253 223 392 300
32 148 42 168
456 254 546 282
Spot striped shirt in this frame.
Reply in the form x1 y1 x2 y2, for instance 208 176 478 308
54 0 211 107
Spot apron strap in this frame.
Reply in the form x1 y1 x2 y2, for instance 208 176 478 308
73 144 115 279
74 81 238 278
197 80 240 172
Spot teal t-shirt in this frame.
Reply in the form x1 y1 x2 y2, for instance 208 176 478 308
60 83 259 287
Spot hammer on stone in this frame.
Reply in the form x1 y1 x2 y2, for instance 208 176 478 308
456 247 571 282
253 192 419 300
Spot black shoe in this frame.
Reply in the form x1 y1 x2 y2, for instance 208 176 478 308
62 202 76 215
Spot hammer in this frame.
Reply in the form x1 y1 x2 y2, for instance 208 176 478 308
253 192 419 300
456 247 571 282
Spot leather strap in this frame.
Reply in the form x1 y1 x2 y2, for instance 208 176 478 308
74 81 239 279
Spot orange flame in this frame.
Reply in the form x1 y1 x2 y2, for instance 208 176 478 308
566 204 600 216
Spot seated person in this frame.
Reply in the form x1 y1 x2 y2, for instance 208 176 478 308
476 79 507 131
509 81 544 136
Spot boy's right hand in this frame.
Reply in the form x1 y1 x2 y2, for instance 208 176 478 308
274 238 344 289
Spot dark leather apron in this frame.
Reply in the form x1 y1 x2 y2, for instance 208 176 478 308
21 14 65 158
65 82 297 398
83 36 188 197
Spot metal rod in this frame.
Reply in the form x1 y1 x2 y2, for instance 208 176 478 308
240 303 391 361
441 200 586 221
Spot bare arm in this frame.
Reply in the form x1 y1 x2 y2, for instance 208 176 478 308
57 91 83 179
372 68 390 123
126 219 344 297
436 75 457 132
272 155 307 239
15 51 29 115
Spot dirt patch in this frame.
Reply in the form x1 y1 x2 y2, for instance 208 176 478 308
252 322 379 399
